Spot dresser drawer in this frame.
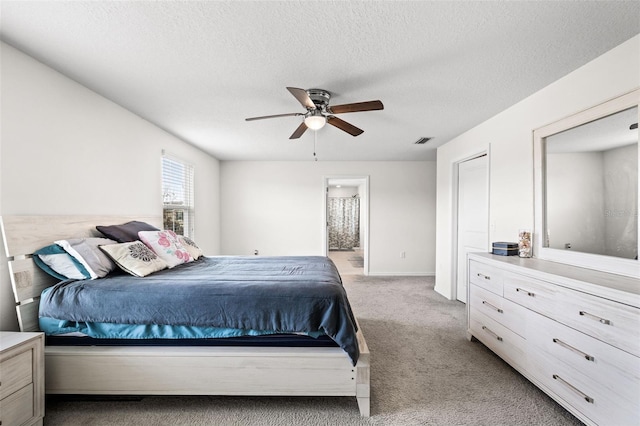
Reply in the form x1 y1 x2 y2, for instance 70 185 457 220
469 260 504 296
0 383 34 426
470 307 526 370
0 349 33 400
503 272 557 317
504 270 640 356
552 289 640 357
528 311 640 415
470 284 527 337
529 342 639 426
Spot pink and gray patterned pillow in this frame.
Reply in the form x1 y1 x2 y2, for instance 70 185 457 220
178 235 203 260
138 230 193 268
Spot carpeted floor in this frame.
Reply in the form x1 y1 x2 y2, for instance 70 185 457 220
43 275 582 425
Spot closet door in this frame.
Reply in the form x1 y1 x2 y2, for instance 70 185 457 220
456 155 489 302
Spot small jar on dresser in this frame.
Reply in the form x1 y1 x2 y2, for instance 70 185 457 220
0 332 45 426
467 252 639 426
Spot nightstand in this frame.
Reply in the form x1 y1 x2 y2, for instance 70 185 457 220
0 332 44 426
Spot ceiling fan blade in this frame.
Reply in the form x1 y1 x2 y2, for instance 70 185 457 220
289 122 308 139
327 116 364 136
327 100 384 114
245 112 303 121
287 87 316 110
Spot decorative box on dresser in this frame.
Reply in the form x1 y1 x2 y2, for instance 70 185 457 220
467 253 639 426
0 332 44 426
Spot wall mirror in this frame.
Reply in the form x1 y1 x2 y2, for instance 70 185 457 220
534 89 639 277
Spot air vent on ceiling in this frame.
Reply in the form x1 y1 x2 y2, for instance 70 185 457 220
414 137 433 145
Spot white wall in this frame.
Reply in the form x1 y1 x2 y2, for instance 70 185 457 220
220 161 436 275
0 43 221 330
435 35 640 299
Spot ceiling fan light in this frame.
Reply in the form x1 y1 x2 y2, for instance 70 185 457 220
304 114 326 130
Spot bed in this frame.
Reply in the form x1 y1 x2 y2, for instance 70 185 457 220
1 215 370 417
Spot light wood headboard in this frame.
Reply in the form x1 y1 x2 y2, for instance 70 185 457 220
1 215 162 331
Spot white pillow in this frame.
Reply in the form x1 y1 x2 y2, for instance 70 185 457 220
100 241 168 277
55 238 117 279
138 230 193 268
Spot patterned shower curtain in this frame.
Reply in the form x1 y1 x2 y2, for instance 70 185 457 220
328 197 360 250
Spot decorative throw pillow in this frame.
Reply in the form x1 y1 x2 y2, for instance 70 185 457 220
33 244 91 280
55 238 118 279
99 241 168 277
96 221 160 243
178 235 203 260
138 230 193 268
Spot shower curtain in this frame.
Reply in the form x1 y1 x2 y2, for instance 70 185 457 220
328 197 360 250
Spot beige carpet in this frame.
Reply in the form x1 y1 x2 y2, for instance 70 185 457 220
43 275 582 425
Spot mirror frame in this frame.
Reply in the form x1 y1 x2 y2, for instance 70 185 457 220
533 88 640 278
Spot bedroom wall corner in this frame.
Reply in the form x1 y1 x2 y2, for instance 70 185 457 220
0 42 222 330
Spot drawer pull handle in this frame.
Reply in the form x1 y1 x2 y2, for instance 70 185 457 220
552 374 594 404
481 325 503 341
579 311 611 325
552 338 595 361
477 273 491 280
482 300 503 313
515 288 535 297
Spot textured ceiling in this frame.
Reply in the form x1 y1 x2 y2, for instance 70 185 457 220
1 1 639 161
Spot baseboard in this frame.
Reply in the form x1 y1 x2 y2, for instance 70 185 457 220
367 272 435 277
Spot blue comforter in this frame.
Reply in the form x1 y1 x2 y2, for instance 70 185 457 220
39 256 359 364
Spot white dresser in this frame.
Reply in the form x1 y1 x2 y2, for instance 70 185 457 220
467 253 639 426
0 332 45 426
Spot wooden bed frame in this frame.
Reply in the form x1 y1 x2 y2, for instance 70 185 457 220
1 215 370 416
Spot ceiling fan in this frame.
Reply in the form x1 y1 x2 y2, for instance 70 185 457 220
245 87 384 139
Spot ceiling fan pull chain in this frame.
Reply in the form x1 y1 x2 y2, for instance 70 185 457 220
314 131 318 161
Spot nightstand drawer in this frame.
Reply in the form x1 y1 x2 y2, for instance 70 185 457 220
469 260 504 296
0 332 44 426
0 349 33 400
0 383 34 426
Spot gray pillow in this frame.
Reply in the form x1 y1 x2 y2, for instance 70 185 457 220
55 237 118 278
96 221 159 243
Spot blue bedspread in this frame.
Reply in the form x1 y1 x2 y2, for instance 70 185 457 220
39 256 359 364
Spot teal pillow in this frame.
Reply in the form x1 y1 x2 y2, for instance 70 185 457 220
33 244 91 280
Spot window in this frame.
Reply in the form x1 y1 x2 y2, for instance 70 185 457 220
162 153 194 238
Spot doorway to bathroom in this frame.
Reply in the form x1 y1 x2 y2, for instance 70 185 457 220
323 176 369 276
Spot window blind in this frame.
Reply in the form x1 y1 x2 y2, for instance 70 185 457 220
162 153 194 238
